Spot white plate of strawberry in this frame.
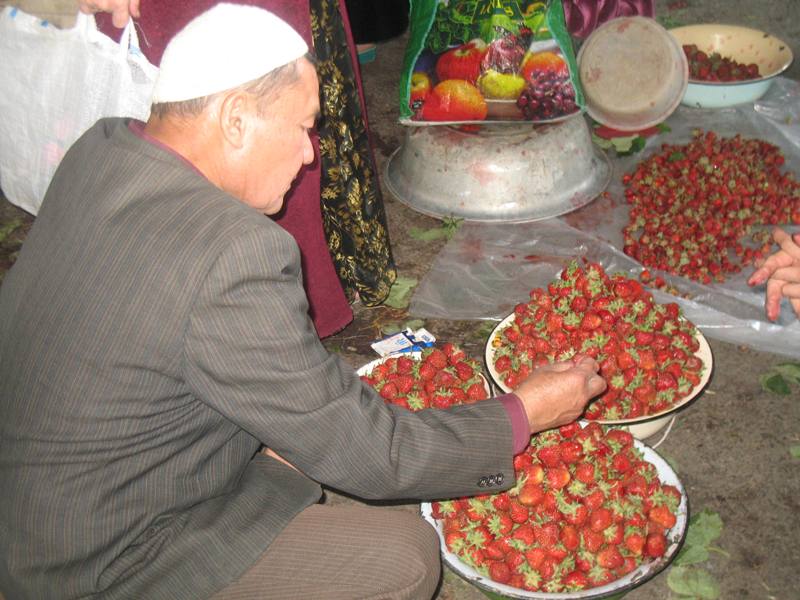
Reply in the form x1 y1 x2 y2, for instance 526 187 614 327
421 421 688 598
484 260 712 432
357 343 492 411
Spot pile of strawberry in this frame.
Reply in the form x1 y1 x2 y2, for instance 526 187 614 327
431 422 681 593
621 130 800 284
360 344 489 411
490 260 705 421
682 44 760 81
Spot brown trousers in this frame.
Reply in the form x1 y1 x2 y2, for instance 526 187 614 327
210 503 442 599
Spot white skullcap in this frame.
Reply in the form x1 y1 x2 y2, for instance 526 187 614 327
151 3 309 103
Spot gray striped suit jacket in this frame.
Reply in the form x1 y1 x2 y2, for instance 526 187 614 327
0 118 515 599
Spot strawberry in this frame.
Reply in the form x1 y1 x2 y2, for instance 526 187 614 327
545 466 571 490
624 531 645 556
518 482 545 507
581 527 604 553
466 381 488 402
484 539 508 561
395 356 414 374
425 348 448 369
488 512 513 537
561 570 589 592
561 524 580 551
535 521 560 548
418 361 437 381
580 311 602 331
454 361 474 381
509 500 530 524
596 545 624 570
645 532 667 557
559 440 584 464
649 504 677 530
589 508 613 532
393 374 415 394
575 462 595 485
524 546 547 570
537 445 562 468
378 381 399 400
488 560 511 584
512 524 536 547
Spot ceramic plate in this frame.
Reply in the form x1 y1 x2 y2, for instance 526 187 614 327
484 312 713 427
421 441 688 599
357 352 493 397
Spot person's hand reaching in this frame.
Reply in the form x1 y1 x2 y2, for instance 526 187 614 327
747 227 800 321
513 355 606 434
78 0 140 28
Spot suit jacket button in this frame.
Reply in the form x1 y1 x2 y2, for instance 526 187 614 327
487 475 497 486
478 477 488 487
496 473 504 485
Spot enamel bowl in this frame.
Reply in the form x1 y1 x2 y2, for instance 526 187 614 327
669 24 793 108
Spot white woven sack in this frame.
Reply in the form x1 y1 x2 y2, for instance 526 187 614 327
0 7 158 215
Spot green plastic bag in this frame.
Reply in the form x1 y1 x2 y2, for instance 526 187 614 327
399 0 585 125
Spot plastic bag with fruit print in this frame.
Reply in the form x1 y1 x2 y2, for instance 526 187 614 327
399 0 585 125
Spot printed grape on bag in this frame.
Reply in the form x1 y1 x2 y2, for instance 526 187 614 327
399 0 585 125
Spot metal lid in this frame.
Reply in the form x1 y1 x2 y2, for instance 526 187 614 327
577 16 688 131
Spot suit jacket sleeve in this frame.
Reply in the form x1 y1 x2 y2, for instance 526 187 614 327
182 223 516 500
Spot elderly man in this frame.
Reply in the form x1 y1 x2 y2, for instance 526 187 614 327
0 4 605 599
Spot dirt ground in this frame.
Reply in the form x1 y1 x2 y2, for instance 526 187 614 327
1 1 799 599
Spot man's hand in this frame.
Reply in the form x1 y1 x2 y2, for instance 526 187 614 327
748 227 800 321
514 355 606 434
78 0 140 28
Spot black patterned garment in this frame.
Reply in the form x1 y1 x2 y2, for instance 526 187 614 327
310 0 396 307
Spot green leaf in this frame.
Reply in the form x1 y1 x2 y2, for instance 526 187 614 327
669 151 687 162
674 544 710 566
760 372 791 396
790 445 800 459
475 320 499 340
0 217 23 244
772 362 800 384
657 123 672 133
380 321 403 335
658 15 686 30
684 509 723 548
408 226 449 242
667 566 721 599
383 276 418 309
402 318 426 331
442 217 464 240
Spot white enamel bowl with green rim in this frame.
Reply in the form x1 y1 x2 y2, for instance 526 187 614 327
484 312 713 440
668 24 793 108
421 439 688 599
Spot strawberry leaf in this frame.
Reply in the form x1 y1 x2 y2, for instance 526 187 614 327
383 276 418 309
667 566 720 599
0 217 23 244
772 362 800 384
675 508 723 567
408 226 449 242
791 445 800 459
760 372 791 396
673 544 709 566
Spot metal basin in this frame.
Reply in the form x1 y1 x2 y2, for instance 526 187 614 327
384 115 611 223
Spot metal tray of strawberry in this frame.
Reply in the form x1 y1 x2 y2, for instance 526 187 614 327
421 421 688 598
357 344 491 410
484 260 712 426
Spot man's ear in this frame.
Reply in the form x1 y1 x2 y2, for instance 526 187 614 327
217 90 252 150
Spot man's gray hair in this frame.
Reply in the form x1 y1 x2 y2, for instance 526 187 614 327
149 53 316 119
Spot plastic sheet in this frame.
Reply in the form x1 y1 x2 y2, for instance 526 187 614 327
410 78 800 358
